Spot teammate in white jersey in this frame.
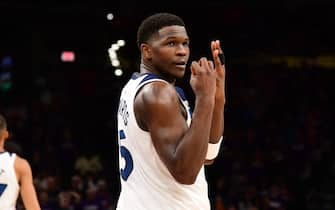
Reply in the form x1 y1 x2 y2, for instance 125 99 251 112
0 114 41 210
116 13 226 210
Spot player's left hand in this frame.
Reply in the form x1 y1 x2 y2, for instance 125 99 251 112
210 40 226 104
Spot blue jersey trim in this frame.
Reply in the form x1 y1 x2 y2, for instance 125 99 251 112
119 130 126 140
131 73 138 80
175 86 187 101
175 86 193 117
139 73 164 85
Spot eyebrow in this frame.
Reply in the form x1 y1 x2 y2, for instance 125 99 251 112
164 36 189 42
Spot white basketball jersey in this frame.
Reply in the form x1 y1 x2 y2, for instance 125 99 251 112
0 152 19 210
116 73 210 210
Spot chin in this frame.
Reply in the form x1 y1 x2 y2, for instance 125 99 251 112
175 71 185 79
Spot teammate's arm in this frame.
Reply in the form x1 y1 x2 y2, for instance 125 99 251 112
15 157 41 210
135 58 216 185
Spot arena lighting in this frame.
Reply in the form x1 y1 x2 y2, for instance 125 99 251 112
0 72 12 92
112 59 120 67
111 44 120 51
61 51 75 62
108 49 117 59
107 13 114 21
107 39 126 77
117 39 125 47
0 55 13 92
114 68 123 77
1 56 13 67
108 39 126 71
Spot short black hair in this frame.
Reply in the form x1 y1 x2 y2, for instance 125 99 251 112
136 12 186 49
0 114 7 131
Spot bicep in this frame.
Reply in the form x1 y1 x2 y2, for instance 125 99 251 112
149 100 188 160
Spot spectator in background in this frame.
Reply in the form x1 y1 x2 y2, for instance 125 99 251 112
74 150 103 176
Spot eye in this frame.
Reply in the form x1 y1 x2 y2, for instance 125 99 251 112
167 41 175 46
183 41 189 47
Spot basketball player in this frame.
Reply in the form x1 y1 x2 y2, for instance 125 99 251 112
116 13 226 209
0 113 41 210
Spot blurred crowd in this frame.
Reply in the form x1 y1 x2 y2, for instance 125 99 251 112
207 64 335 210
1 2 335 209
1 61 334 210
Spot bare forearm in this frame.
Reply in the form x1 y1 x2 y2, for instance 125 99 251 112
21 184 41 210
209 83 225 143
173 97 214 183
209 99 225 143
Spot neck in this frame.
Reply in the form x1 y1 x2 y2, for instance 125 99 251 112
0 137 4 152
140 62 154 74
140 62 176 84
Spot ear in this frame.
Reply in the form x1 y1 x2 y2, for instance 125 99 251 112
3 130 9 140
0 130 8 142
140 43 152 60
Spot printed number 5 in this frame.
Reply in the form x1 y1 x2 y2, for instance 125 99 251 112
120 146 134 181
119 129 134 181
0 183 7 197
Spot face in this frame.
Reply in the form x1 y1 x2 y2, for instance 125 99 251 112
146 25 190 81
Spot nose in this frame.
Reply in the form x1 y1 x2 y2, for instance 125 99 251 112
176 44 188 56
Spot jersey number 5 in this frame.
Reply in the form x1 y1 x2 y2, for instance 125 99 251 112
0 183 7 197
119 130 134 181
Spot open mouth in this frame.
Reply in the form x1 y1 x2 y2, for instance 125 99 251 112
175 61 186 68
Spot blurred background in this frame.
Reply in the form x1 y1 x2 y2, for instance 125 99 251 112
1 0 335 209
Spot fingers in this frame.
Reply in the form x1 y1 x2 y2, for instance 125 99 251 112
191 57 214 75
191 60 204 76
211 40 223 54
208 60 214 70
190 61 198 75
211 40 224 66
199 57 210 70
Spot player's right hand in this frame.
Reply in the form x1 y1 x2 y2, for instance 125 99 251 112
190 57 217 100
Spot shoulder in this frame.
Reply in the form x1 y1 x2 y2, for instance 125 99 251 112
137 81 179 106
14 155 32 178
134 81 180 130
